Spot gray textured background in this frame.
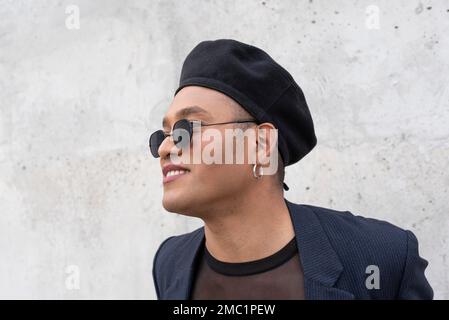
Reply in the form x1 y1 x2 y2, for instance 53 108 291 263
0 0 448 299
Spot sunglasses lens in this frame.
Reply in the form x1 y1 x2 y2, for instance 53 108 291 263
149 120 193 158
172 119 192 149
149 130 165 158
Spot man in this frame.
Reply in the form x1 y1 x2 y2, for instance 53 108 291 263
150 39 433 299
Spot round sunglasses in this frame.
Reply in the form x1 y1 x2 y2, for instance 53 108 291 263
149 118 258 158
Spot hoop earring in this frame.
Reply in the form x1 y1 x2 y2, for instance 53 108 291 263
252 163 263 179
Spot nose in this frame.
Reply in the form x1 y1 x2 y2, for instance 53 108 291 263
158 135 181 159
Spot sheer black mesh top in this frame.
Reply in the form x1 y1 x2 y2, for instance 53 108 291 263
191 236 305 300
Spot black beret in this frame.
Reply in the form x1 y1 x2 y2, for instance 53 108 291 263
174 39 317 171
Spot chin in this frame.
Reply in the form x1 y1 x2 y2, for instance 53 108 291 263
162 190 198 217
162 185 219 219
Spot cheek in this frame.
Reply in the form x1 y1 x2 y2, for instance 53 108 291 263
194 163 249 188
188 128 257 166
187 130 254 184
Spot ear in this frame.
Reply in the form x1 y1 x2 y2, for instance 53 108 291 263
256 123 278 168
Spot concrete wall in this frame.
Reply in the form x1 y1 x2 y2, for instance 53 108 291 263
0 0 447 299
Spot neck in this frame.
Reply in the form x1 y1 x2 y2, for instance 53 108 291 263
200 184 295 263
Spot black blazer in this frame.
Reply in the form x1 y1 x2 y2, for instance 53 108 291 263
152 198 433 299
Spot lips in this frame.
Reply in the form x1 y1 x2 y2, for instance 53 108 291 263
162 163 190 184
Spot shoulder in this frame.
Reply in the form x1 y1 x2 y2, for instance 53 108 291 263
154 227 204 261
152 226 203 298
303 204 409 246
301 204 409 266
154 227 203 268
300 204 432 299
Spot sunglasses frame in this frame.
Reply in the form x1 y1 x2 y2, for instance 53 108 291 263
149 118 258 158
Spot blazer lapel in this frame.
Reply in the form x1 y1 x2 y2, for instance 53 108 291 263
166 198 354 300
164 228 205 299
284 198 354 299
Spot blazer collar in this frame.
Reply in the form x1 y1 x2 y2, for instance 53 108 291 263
164 197 354 300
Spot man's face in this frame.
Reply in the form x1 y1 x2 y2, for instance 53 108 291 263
158 86 258 218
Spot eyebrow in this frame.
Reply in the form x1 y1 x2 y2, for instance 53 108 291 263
162 105 211 128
